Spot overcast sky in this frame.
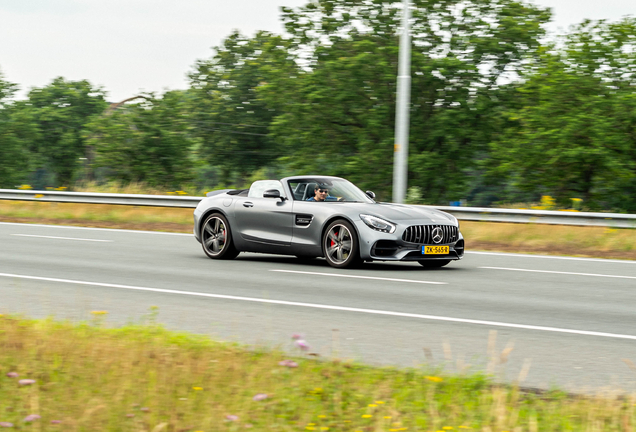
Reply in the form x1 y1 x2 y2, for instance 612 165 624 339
0 0 633 101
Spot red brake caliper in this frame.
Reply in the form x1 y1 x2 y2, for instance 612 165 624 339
331 230 337 248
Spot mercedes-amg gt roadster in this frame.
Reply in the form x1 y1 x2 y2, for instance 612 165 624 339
193 176 464 268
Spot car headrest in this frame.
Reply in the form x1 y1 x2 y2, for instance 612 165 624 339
303 182 317 200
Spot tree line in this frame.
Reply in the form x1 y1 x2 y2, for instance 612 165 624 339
1 0 635 212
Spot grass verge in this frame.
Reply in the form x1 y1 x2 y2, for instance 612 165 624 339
1 201 635 260
1 315 634 432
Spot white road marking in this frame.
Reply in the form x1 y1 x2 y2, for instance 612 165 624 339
481 266 636 280
468 251 636 264
0 222 191 236
12 234 113 242
2 272 636 341
270 269 446 285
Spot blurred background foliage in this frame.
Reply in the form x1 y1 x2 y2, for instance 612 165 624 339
0 0 635 212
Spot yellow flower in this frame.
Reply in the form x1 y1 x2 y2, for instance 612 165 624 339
443 428 454 430
362 414 373 418
384 416 392 419
91 311 108 315
192 386 203 391
425 376 443 383
306 428 315 431
368 404 377 407
318 415 326 418
307 423 315 426
375 400 385 404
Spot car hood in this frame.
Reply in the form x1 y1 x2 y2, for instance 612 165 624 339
345 202 457 224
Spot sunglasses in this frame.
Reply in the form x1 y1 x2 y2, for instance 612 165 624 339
317 189 328 193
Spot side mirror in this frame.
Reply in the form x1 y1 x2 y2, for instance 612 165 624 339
263 189 285 200
365 190 376 199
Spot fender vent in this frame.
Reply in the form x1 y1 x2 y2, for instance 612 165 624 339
295 214 313 227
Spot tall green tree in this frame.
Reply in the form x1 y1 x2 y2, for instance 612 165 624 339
26 77 108 186
84 91 196 187
261 0 551 201
487 18 636 210
0 70 37 188
189 31 297 184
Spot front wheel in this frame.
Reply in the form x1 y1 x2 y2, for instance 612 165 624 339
322 220 361 269
418 259 451 269
201 213 239 260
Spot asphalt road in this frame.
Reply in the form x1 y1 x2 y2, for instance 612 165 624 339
2 221 636 392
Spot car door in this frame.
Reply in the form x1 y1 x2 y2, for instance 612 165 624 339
233 180 293 246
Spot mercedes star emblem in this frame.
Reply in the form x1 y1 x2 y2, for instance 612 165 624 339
431 227 444 244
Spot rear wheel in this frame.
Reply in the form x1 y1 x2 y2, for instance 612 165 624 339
322 220 361 269
418 259 451 268
201 213 239 260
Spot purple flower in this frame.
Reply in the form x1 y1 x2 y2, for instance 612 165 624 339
278 360 298 368
252 393 268 401
50 420 62 424
23 415 40 422
5 372 18 378
0 423 13 428
225 415 239 421
18 379 36 386
295 339 310 351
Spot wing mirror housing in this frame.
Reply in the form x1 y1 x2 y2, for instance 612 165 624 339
365 190 376 199
263 189 286 200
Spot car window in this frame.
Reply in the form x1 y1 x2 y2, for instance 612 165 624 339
288 178 374 202
248 180 286 198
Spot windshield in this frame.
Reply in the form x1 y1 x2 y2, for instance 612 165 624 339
288 178 375 203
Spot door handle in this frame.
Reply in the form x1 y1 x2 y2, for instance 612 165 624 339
243 202 254 208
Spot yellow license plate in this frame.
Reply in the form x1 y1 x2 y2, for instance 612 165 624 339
422 245 449 254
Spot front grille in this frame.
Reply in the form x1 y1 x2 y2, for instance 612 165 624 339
402 225 459 244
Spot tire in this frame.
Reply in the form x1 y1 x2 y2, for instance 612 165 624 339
296 255 317 262
201 213 239 260
322 219 361 269
418 259 451 268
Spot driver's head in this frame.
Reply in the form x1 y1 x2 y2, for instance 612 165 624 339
313 184 330 201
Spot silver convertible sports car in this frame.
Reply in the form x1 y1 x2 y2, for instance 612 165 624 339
193 176 464 269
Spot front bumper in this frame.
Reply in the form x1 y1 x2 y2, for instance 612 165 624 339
354 220 464 262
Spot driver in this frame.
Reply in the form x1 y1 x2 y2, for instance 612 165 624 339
307 184 340 201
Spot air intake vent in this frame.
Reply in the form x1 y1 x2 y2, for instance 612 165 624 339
402 225 458 244
295 214 313 227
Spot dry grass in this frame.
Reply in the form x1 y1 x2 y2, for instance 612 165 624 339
1 315 636 432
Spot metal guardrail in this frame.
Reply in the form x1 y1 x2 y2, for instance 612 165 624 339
1 189 636 228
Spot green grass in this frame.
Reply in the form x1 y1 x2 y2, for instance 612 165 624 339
1 315 634 431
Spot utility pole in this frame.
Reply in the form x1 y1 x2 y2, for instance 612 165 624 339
392 0 411 204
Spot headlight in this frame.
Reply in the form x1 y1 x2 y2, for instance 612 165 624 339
360 214 396 234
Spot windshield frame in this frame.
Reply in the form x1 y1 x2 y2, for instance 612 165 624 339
286 177 375 203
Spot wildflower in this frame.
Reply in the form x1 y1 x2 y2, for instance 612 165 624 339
253 393 268 401
443 428 453 430
225 415 239 421
0 422 13 427
192 387 203 391
50 420 62 424
425 376 443 383
292 333 303 340
296 339 310 351
362 414 372 418
368 404 377 407
91 311 108 315
23 415 41 422
278 360 298 368
6 372 18 378
384 416 392 419
306 428 315 431
318 415 326 418
375 401 385 404
18 379 36 386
